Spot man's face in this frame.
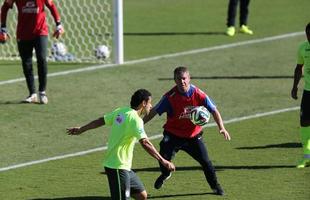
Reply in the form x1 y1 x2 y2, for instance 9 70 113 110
142 97 152 116
174 71 190 93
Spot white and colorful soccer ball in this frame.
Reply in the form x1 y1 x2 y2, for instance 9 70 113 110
51 42 67 56
95 45 110 59
190 106 210 127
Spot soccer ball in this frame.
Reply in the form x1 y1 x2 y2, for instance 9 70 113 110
190 106 210 127
95 45 110 59
51 42 67 56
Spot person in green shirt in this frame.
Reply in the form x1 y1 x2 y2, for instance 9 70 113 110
67 89 175 200
291 22 310 168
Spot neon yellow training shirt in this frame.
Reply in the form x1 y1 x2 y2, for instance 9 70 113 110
297 41 310 91
103 107 147 170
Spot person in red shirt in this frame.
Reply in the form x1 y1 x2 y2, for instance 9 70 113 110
144 66 231 195
0 0 64 104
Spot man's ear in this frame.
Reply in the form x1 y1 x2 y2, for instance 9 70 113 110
142 100 147 107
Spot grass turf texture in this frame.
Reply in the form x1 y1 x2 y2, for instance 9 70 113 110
0 111 308 200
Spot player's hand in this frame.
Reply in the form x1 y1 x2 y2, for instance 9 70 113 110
291 87 298 100
66 127 82 135
53 24 64 39
0 27 9 44
162 160 176 172
220 129 231 141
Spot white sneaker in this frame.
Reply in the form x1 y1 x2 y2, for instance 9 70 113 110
39 92 48 104
23 93 38 103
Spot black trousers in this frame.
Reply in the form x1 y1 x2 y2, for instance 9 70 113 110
17 36 48 95
301 90 310 126
158 130 219 189
227 0 251 27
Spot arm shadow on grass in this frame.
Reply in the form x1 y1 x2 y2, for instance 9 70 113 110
236 142 301 150
29 197 110 200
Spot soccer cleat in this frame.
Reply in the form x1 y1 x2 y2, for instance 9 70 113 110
240 25 253 35
23 93 38 103
226 26 235 36
154 173 171 189
296 159 310 168
212 184 225 196
39 92 48 104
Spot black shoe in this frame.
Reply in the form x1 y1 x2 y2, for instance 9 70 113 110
154 173 171 189
212 184 224 196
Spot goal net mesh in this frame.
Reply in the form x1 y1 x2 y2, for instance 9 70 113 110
0 0 113 63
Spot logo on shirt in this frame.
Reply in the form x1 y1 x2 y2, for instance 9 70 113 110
22 1 39 14
179 106 195 119
115 114 124 125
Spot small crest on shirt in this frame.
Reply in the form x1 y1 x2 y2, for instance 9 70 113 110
22 1 39 14
179 106 195 119
115 114 125 124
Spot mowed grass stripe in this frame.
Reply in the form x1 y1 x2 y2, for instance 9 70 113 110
0 31 303 86
0 109 306 200
0 106 299 173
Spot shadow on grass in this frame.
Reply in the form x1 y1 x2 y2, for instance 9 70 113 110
158 75 294 81
0 100 24 104
30 192 214 200
128 164 296 173
124 31 226 36
30 197 109 200
0 100 49 105
148 192 213 199
236 142 301 150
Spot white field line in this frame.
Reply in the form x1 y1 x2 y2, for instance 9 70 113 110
0 106 299 172
0 31 303 86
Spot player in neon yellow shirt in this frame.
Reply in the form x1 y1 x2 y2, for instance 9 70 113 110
67 89 175 199
291 22 310 168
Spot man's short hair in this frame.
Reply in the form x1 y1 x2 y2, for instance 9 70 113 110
174 66 189 79
306 22 310 34
130 89 152 109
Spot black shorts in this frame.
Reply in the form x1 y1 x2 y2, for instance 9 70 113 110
301 90 310 121
104 167 145 200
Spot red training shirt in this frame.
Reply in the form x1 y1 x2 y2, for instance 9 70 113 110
1 0 61 40
155 84 217 138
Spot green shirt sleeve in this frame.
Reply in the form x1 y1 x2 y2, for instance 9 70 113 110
104 108 118 126
133 117 147 140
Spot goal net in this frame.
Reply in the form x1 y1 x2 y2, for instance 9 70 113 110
0 0 120 63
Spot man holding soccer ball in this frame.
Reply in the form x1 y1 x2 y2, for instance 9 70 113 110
0 0 64 104
144 66 231 195
291 22 310 168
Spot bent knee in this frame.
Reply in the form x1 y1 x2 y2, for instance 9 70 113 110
132 190 147 200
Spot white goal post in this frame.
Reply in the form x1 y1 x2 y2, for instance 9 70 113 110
0 0 124 64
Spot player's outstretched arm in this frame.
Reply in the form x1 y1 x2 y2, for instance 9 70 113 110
67 117 105 135
211 109 231 141
139 138 175 171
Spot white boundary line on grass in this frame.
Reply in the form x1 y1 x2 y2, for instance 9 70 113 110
0 31 303 86
0 106 299 172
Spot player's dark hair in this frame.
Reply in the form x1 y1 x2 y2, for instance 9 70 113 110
174 66 189 80
130 89 152 109
306 22 310 33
